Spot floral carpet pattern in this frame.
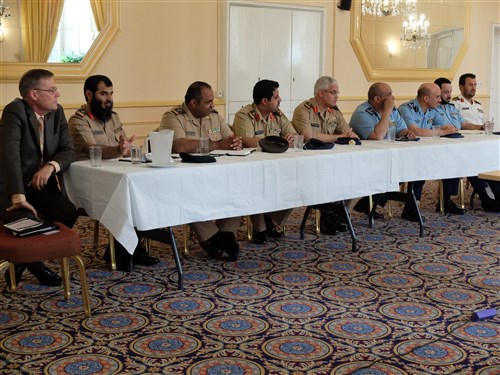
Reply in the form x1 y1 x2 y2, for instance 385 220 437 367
0 184 499 374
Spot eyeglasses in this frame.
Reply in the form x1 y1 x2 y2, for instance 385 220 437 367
322 89 339 96
33 87 58 95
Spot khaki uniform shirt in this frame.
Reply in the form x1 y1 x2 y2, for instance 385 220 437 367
451 94 485 124
68 104 126 159
292 98 349 135
232 103 296 138
160 103 233 144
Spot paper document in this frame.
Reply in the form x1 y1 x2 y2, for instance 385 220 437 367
210 148 257 156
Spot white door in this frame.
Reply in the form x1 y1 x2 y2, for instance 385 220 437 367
227 3 323 123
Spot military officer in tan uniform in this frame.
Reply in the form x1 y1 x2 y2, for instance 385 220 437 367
233 79 294 244
68 75 159 271
292 76 357 142
68 75 135 160
160 81 242 260
292 76 358 235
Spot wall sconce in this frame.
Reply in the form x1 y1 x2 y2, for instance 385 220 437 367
388 42 396 57
0 0 12 43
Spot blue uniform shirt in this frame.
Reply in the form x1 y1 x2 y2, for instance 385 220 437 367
399 98 445 129
349 101 407 140
436 103 464 129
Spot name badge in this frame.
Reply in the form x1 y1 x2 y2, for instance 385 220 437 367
311 123 320 129
463 107 470 110
478 108 484 113
255 130 264 135
208 127 220 134
92 130 104 135
186 131 196 136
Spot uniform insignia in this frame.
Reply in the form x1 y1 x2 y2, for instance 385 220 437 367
478 108 484 113
208 127 221 134
92 130 104 135
248 110 257 120
304 101 314 111
171 107 186 116
255 130 264 135
327 107 333 113
273 109 283 117
365 107 376 116
452 96 460 101
463 107 470 110
186 131 195 136
311 123 320 129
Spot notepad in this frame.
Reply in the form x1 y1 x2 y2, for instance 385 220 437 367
210 148 257 156
4 218 59 237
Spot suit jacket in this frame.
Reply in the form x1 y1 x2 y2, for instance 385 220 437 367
0 98 76 210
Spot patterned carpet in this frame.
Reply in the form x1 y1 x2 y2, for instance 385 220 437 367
0 182 499 375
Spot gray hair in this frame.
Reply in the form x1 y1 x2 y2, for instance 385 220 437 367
314 76 337 96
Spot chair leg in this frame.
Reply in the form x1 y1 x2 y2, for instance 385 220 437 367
61 257 71 299
6 263 17 293
246 216 253 241
459 178 465 209
71 255 91 317
108 232 116 271
183 224 189 256
438 180 445 213
93 220 100 251
387 201 393 219
314 210 320 234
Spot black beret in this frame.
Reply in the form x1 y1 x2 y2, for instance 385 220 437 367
303 138 334 150
440 133 464 138
335 137 362 145
258 136 289 153
179 152 216 163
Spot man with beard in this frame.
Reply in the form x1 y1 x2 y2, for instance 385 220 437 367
435 77 499 212
68 75 159 271
69 75 135 159
451 73 486 125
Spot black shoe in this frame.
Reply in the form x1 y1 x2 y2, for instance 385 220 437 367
133 245 160 266
252 231 267 244
5 264 26 287
480 197 500 213
200 240 223 259
111 241 134 272
264 215 284 238
438 199 466 215
401 206 425 222
353 198 383 219
214 232 240 260
319 212 338 235
27 262 62 286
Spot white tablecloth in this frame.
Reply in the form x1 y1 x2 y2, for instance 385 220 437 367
64 134 499 252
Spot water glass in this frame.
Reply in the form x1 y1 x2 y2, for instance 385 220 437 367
89 146 102 167
131 145 142 164
386 122 396 142
432 125 442 139
483 121 493 135
199 137 210 155
293 135 304 151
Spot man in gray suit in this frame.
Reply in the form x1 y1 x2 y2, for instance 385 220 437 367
0 69 77 287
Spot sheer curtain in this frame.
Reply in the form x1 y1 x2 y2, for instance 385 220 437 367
20 1 65 62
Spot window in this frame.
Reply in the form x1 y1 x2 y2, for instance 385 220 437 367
48 0 99 63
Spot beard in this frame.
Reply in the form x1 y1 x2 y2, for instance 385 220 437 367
90 96 113 122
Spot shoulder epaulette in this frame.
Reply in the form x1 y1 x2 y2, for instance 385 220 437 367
211 109 219 114
451 96 459 101
332 105 341 113
171 107 186 116
304 101 314 110
273 109 283 117
473 99 481 105
75 108 88 117
247 109 256 119
365 107 376 116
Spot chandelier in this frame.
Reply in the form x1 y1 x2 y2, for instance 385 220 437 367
0 0 11 42
362 0 416 17
401 13 430 49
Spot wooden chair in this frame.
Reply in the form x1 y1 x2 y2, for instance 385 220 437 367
0 222 91 317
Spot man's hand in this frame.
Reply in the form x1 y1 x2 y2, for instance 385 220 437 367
399 129 417 139
382 96 395 114
30 164 55 191
441 125 457 136
6 200 38 217
119 135 136 156
217 136 243 150
340 129 359 138
283 134 295 146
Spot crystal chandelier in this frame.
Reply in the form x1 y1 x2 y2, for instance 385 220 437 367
0 0 11 42
362 0 416 17
400 13 430 49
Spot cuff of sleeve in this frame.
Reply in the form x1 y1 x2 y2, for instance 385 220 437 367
47 161 60 173
11 194 26 205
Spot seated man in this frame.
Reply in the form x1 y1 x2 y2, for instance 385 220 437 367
435 77 499 212
160 81 242 260
232 79 295 244
349 82 417 220
0 69 78 286
68 75 159 271
292 76 358 233
451 73 486 125
399 82 465 218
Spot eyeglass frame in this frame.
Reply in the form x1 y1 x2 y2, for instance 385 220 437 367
33 87 59 95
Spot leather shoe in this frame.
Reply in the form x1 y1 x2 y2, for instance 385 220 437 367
437 199 466 215
200 240 223 259
201 231 239 261
480 197 500 213
4 264 26 287
401 206 425 223
111 240 134 272
252 231 267 244
27 262 62 286
133 245 160 266
264 215 284 238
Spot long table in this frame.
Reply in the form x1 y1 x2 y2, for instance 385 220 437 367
64 133 499 253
